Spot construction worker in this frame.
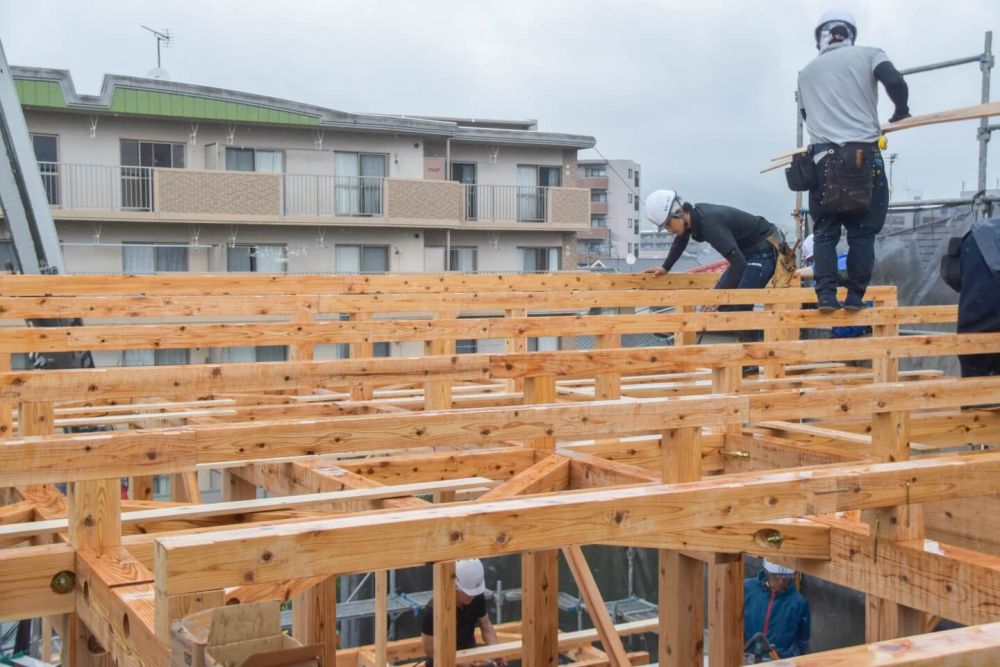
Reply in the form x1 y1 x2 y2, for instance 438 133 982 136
942 217 1000 377
796 234 872 340
643 189 786 311
420 559 507 667
798 10 910 312
743 559 811 660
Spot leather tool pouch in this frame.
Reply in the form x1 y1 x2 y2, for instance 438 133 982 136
784 151 817 192
820 143 875 216
940 235 965 292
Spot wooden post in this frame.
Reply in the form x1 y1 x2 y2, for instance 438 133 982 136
289 311 315 361
522 550 559 667
872 294 899 383
763 303 796 380
505 308 527 392
593 333 622 401
293 575 338 667
128 476 155 501
349 312 375 400
674 305 699 347
433 561 457 667
712 367 742 439
222 469 257 502
659 427 704 667
374 570 388 667
708 555 745 667
0 354 12 439
424 310 457 410
19 401 54 437
523 375 557 451
866 408 925 641
170 472 202 503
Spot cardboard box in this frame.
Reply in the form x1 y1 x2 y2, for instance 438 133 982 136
171 601 322 667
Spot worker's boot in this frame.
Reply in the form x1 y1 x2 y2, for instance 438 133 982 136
817 292 841 313
843 291 867 312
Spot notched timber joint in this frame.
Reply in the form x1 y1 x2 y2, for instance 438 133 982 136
720 450 750 460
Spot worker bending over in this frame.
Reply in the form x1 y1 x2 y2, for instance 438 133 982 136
797 9 909 312
643 189 788 312
420 559 507 667
744 559 811 660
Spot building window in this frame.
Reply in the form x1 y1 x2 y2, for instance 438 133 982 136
634 198 639 212
335 152 386 216
628 193 633 204
627 168 633 179
582 240 603 254
227 244 287 273
123 349 190 366
627 243 633 254
528 336 560 352
634 172 640 188
583 165 606 177
31 134 59 206
120 140 184 211
451 163 478 219
517 165 561 222
450 246 477 272
225 346 288 363
122 243 188 274
519 247 560 272
335 245 389 273
591 216 607 228
226 148 284 173
591 190 608 203
634 220 640 235
456 339 478 354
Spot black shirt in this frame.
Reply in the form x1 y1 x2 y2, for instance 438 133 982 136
661 203 776 289
421 593 488 650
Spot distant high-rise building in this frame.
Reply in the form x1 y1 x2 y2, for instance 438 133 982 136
575 159 640 267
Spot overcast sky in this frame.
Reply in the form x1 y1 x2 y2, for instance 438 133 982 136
2 0 998 232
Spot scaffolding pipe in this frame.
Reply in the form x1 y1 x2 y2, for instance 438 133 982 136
977 31 994 219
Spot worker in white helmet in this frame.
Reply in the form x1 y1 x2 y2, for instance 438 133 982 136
420 559 506 666
644 189 790 318
744 559 811 659
797 10 910 313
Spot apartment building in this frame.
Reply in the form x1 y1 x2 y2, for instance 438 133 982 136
4 68 593 281
575 158 640 267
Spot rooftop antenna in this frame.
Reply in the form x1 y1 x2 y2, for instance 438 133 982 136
141 25 173 79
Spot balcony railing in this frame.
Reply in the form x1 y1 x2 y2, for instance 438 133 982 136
39 162 154 211
463 184 549 222
31 163 588 226
284 174 384 217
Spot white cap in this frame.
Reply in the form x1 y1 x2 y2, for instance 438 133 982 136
801 234 815 262
815 9 857 43
763 559 795 576
645 189 682 230
455 559 486 596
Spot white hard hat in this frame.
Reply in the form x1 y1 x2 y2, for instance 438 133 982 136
646 189 683 230
815 9 857 46
801 234 815 262
455 559 486 596
763 559 795 576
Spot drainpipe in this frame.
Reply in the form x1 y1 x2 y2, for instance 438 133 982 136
445 138 451 180
446 229 451 271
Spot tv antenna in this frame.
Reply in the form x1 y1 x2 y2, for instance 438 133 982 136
141 25 173 69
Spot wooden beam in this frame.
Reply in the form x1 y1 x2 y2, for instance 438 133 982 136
374 570 388 667
477 455 569 501
152 451 1000 594
708 556 744 667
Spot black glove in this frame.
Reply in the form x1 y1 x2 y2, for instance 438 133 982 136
888 108 911 124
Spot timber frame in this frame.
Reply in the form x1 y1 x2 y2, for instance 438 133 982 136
1 272 999 666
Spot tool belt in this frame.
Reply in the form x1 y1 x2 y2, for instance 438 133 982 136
818 142 877 216
784 151 817 192
764 228 797 288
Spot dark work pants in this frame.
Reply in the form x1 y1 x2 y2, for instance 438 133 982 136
809 152 889 300
718 248 777 343
958 233 1000 377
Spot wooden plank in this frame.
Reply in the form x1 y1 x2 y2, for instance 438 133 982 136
0 271 717 297
68 479 121 549
293 575 338 667
374 570 388 667
778 620 1000 665
151 450 1000 594
432 561 456 667
153 589 225 640
0 542 76 621
0 477 493 542
562 546 630 666
609 520 831 559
